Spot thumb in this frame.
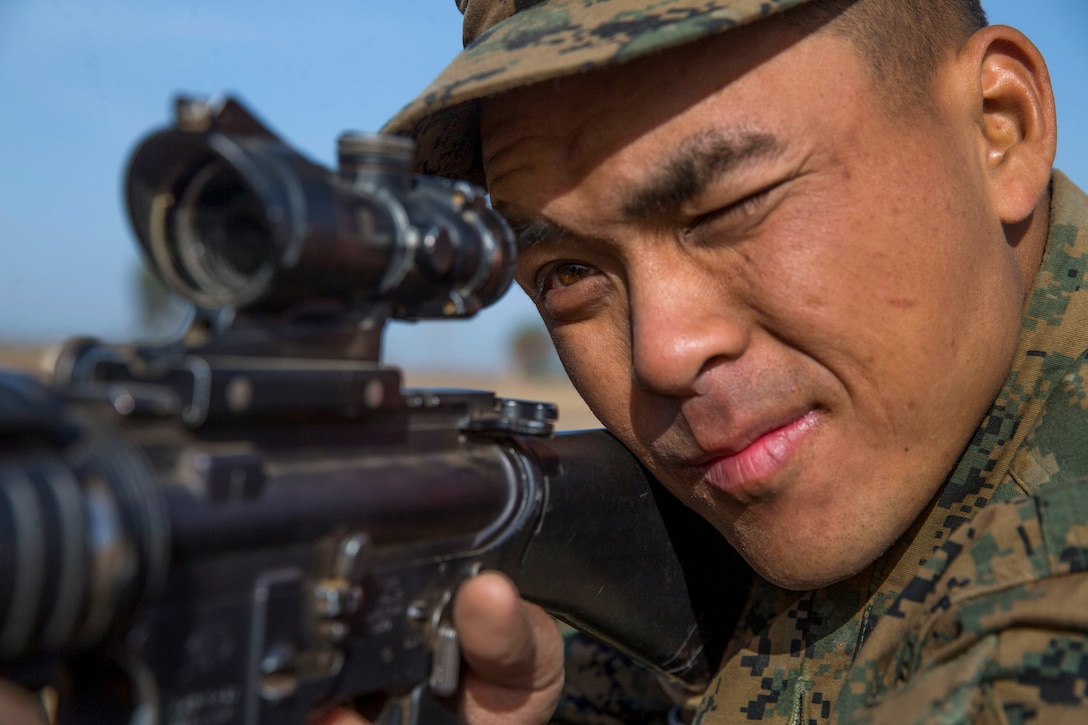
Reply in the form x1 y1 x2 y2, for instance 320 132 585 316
0 681 48 725
308 706 370 725
454 571 564 724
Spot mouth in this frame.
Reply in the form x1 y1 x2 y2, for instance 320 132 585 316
696 409 823 498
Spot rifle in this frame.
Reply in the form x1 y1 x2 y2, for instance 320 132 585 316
0 97 750 724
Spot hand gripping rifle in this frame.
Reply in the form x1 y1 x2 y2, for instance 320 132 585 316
0 98 749 724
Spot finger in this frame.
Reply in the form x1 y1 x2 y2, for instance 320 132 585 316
454 572 562 689
308 706 370 725
454 572 564 724
0 681 48 725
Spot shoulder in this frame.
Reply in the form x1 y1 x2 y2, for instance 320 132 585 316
839 468 1088 723
1011 347 1088 494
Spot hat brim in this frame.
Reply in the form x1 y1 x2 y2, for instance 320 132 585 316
382 0 813 186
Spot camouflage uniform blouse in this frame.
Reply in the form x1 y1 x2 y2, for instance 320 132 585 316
554 172 1088 724
692 171 1088 724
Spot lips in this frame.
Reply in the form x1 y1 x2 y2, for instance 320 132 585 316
697 410 823 497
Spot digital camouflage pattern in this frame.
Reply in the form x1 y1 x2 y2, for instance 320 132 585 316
552 629 681 724
382 0 815 186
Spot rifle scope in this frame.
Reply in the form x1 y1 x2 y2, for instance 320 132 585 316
124 97 515 318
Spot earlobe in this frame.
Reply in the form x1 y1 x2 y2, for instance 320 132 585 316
970 25 1057 225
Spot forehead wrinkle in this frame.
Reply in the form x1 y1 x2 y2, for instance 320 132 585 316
562 102 630 172
622 129 782 221
482 132 551 191
483 92 611 191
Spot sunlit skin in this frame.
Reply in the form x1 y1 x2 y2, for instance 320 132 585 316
480 18 1053 590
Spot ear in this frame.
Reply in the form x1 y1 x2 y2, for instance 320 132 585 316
964 25 1057 225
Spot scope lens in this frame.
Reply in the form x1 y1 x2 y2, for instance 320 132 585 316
174 159 276 302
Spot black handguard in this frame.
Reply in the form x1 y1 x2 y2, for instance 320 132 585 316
0 97 751 725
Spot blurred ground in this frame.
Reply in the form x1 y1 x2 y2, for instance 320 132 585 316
0 345 41 373
0 344 601 432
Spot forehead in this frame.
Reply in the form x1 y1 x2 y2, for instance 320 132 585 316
479 16 832 191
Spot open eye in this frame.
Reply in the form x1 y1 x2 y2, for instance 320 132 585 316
551 262 596 288
537 261 598 295
530 261 608 321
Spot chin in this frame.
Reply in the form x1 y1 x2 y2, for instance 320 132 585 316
745 546 877 592
760 569 853 592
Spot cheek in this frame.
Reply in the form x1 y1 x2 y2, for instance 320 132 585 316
759 160 978 341
757 170 1019 435
549 322 634 432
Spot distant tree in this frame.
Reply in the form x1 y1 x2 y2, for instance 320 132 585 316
510 323 562 377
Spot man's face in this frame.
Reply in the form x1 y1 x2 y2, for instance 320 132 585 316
481 21 1027 589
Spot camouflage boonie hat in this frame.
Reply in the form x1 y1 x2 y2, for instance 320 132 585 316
382 0 816 186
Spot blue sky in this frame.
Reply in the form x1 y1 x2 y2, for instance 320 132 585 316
1 1 1085 373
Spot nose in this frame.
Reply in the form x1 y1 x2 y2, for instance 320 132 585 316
629 257 749 396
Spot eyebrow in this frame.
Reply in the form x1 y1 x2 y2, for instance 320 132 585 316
508 215 577 250
503 128 782 250
621 129 781 220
